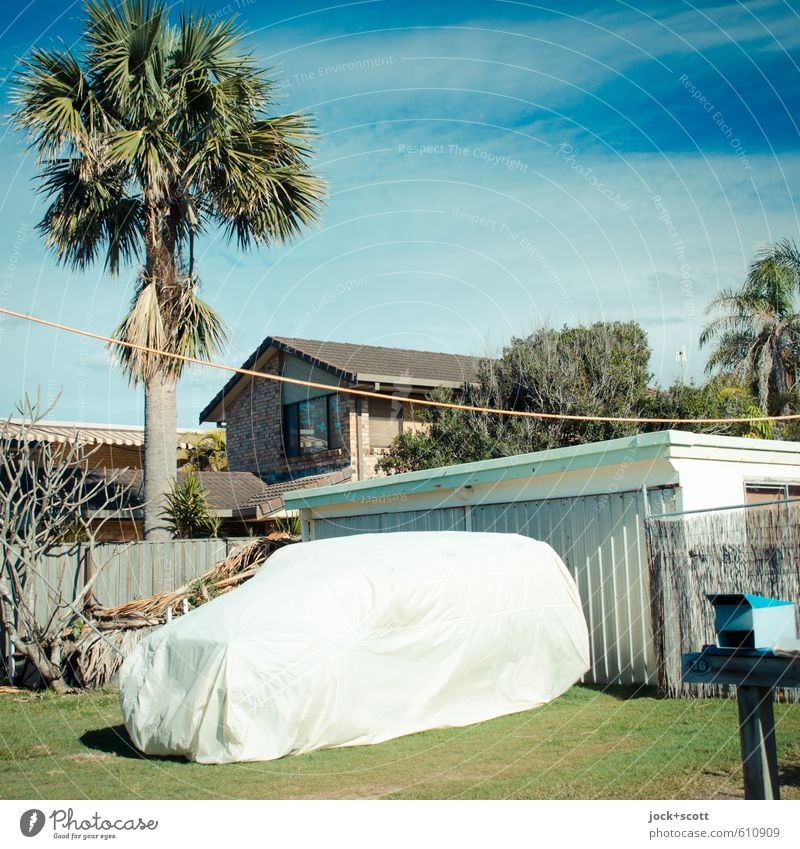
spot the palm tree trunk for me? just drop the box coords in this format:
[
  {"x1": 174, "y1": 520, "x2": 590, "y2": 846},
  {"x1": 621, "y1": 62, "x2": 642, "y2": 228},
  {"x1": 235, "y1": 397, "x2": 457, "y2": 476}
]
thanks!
[{"x1": 143, "y1": 372, "x2": 177, "y2": 540}]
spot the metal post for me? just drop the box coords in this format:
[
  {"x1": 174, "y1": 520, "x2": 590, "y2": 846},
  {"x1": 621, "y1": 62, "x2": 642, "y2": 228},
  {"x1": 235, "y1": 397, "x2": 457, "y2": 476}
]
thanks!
[
  {"x1": 736, "y1": 685, "x2": 780, "y2": 800},
  {"x1": 355, "y1": 397, "x2": 365, "y2": 481},
  {"x1": 83, "y1": 543, "x2": 94, "y2": 613}
]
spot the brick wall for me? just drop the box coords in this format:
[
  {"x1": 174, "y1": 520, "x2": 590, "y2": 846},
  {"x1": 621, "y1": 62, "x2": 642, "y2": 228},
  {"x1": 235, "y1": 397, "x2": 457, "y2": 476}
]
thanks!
[
  {"x1": 225, "y1": 355, "x2": 433, "y2": 481},
  {"x1": 226, "y1": 352, "x2": 355, "y2": 480},
  {"x1": 225, "y1": 351, "x2": 282, "y2": 476}
]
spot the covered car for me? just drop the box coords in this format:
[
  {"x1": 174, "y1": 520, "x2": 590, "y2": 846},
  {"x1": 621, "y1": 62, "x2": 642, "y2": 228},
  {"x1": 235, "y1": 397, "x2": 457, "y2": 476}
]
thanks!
[{"x1": 119, "y1": 531, "x2": 590, "y2": 763}]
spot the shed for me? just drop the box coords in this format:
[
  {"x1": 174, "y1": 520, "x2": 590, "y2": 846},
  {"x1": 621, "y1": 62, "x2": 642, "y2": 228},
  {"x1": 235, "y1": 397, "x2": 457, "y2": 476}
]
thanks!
[{"x1": 284, "y1": 430, "x2": 800, "y2": 686}]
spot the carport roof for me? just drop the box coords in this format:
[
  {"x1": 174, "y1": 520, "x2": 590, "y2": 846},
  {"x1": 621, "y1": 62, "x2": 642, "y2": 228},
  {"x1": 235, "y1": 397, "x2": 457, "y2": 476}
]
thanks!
[{"x1": 282, "y1": 429, "x2": 800, "y2": 511}]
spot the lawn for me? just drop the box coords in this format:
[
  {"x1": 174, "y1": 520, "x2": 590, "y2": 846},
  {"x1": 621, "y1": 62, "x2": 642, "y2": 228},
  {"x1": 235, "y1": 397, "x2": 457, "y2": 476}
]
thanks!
[{"x1": 1, "y1": 685, "x2": 799, "y2": 800}]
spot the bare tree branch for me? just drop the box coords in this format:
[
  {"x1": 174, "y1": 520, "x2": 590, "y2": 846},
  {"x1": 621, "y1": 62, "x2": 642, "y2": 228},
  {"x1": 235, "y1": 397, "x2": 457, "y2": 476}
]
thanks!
[{"x1": 0, "y1": 393, "x2": 130, "y2": 691}]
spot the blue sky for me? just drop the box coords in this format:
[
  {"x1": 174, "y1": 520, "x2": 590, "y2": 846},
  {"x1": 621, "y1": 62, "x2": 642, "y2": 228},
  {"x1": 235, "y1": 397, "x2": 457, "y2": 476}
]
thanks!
[{"x1": 0, "y1": 0, "x2": 799, "y2": 426}]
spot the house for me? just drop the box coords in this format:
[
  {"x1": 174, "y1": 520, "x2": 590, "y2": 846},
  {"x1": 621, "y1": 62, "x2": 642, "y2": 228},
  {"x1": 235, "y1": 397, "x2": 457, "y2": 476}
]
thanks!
[
  {"x1": 282, "y1": 429, "x2": 800, "y2": 687},
  {"x1": 199, "y1": 335, "x2": 483, "y2": 485},
  {"x1": 1, "y1": 420, "x2": 270, "y2": 540},
  {"x1": 1, "y1": 420, "x2": 177, "y2": 470},
  {"x1": 87, "y1": 468, "x2": 352, "y2": 540}
]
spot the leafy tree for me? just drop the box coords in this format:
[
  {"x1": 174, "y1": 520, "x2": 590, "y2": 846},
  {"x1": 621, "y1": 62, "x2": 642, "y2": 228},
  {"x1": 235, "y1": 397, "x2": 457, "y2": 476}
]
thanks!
[
  {"x1": 700, "y1": 239, "x2": 800, "y2": 415},
  {"x1": 641, "y1": 377, "x2": 772, "y2": 439},
  {"x1": 11, "y1": 0, "x2": 325, "y2": 539},
  {"x1": 379, "y1": 321, "x2": 652, "y2": 473}
]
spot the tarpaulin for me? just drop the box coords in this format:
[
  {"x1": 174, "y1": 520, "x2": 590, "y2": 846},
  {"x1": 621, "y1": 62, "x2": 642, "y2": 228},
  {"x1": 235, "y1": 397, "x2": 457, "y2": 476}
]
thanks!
[{"x1": 119, "y1": 532, "x2": 590, "y2": 763}]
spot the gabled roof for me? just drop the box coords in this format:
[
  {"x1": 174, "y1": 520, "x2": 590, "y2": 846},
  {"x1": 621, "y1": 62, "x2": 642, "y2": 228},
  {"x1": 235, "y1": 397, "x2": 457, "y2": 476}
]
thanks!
[{"x1": 199, "y1": 335, "x2": 484, "y2": 423}]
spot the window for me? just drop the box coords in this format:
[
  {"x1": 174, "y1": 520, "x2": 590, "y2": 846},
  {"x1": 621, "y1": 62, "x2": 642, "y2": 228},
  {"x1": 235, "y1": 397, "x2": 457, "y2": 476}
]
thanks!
[
  {"x1": 283, "y1": 394, "x2": 343, "y2": 457},
  {"x1": 745, "y1": 483, "x2": 800, "y2": 505},
  {"x1": 368, "y1": 396, "x2": 403, "y2": 448}
]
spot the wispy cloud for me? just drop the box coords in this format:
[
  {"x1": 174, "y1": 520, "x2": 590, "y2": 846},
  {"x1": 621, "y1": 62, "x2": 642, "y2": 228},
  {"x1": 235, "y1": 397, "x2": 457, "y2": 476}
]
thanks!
[{"x1": 0, "y1": 0, "x2": 797, "y2": 421}]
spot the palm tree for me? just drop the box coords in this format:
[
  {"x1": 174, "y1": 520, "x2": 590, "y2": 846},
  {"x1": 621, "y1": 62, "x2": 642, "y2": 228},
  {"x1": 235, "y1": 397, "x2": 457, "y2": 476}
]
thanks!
[
  {"x1": 12, "y1": 0, "x2": 325, "y2": 538},
  {"x1": 700, "y1": 239, "x2": 800, "y2": 416},
  {"x1": 180, "y1": 430, "x2": 227, "y2": 471}
]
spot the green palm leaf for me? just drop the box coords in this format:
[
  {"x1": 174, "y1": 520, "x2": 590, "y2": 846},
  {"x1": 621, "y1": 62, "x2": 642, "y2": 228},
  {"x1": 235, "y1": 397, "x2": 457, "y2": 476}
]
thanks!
[
  {"x1": 701, "y1": 241, "x2": 800, "y2": 416},
  {"x1": 11, "y1": 0, "x2": 326, "y2": 539}
]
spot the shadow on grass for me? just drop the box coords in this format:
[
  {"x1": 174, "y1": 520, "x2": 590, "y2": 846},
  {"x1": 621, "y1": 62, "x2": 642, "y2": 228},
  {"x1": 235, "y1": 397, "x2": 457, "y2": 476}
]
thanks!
[
  {"x1": 80, "y1": 725, "x2": 185, "y2": 763},
  {"x1": 779, "y1": 764, "x2": 800, "y2": 789}
]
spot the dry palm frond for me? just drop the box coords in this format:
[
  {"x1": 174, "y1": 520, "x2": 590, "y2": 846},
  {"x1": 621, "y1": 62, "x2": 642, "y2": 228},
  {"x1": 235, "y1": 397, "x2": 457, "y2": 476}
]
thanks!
[
  {"x1": 73, "y1": 626, "x2": 157, "y2": 689},
  {"x1": 95, "y1": 534, "x2": 292, "y2": 621},
  {"x1": 70, "y1": 533, "x2": 296, "y2": 687}
]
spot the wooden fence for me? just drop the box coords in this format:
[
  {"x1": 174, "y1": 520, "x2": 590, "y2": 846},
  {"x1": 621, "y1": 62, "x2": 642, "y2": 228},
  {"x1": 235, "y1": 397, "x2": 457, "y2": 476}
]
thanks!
[
  {"x1": 645, "y1": 501, "x2": 800, "y2": 699},
  {"x1": 1, "y1": 537, "x2": 252, "y2": 680}
]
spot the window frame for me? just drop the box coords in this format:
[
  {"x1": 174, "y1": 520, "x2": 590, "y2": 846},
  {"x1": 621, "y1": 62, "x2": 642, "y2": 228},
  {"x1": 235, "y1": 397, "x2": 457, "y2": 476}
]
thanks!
[
  {"x1": 282, "y1": 393, "x2": 343, "y2": 457},
  {"x1": 744, "y1": 482, "x2": 800, "y2": 505}
]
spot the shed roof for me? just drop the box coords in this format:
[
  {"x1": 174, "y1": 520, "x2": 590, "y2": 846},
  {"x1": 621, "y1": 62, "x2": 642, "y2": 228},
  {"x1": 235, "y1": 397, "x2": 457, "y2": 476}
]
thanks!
[
  {"x1": 283, "y1": 429, "x2": 800, "y2": 512},
  {"x1": 199, "y1": 335, "x2": 484, "y2": 423}
]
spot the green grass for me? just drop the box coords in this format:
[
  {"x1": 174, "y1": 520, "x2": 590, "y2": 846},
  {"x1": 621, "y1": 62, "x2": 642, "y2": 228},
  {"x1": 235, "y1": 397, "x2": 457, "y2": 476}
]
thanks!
[{"x1": 1, "y1": 685, "x2": 798, "y2": 800}]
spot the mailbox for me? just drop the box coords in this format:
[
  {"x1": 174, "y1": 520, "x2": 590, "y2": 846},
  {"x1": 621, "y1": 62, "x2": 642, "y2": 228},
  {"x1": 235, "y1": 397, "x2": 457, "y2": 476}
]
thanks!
[{"x1": 706, "y1": 593, "x2": 797, "y2": 650}]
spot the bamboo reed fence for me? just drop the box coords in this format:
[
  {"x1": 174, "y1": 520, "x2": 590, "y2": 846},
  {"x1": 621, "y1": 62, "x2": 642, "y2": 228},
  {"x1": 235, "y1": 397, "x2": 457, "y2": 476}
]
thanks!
[{"x1": 645, "y1": 501, "x2": 800, "y2": 699}]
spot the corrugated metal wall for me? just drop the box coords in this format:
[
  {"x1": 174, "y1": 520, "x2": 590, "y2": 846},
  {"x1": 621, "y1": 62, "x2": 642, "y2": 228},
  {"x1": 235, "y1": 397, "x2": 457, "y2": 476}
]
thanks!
[
  {"x1": 309, "y1": 488, "x2": 677, "y2": 685},
  {"x1": 313, "y1": 507, "x2": 466, "y2": 537}
]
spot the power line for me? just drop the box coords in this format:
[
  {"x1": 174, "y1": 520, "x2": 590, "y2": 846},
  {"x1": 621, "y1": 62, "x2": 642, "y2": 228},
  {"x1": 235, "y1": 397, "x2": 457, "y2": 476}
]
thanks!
[{"x1": 1, "y1": 306, "x2": 797, "y2": 425}]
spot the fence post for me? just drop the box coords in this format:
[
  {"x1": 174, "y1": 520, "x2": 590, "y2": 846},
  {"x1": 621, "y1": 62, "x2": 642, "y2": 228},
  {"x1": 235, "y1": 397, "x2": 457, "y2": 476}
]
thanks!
[
  {"x1": 83, "y1": 543, "x2": 94, "y2": 613},
  {"x1": 0, "y1": 574, "x2": 17, "y2": 685}
]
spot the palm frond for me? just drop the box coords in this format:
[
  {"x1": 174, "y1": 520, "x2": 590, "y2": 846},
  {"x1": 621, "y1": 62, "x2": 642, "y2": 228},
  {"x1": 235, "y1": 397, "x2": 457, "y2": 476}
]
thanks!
[
  {"x1": 104, "y1": 196, "x2": 144, "y2": 272},
  {"x1": 167, "y1": 278, "x2": 229, "y2": 370},
  {"x1": 85, "y1": 0, "x2": 169, "y2": 120},
  {"x1": 111, "y1": 280, "x2": 167, "y2": 384},
  {"x1": 34, "y1": 156, "x2": 142, "y2": 273},
  {"x1": 745, "y1": 254, "x2": 796, "y2": 316},
  {"x1": 175, "y1": 10, "x2": 259, "y2": 81},
  {"x1": 199, "y1": 117, "x2": 326, "y2": 247},
  {"x1": 112, "y1": 276, "x2": 228, "y2": 383},
  {"x1": 11, "y1": 48, "x2": 98, "y2": 159},
  {"x1": 757, "y1": 238, "x2": 800, "y2": 277}
]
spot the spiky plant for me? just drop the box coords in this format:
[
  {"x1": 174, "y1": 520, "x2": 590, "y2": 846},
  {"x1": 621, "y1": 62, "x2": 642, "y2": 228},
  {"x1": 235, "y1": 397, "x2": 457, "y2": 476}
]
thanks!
[
  {"x1": 700, "y1": 239, "x2": 800, "y2": 416},
  {"x1": 163, "y1": 475, "x2": 216, "y2": 538},
  {"x1": 11, "y1": 0, "x2": 326, "y2": 538}
]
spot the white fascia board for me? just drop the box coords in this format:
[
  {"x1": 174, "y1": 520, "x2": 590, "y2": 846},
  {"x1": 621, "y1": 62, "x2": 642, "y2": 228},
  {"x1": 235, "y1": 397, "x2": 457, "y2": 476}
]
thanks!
[
  {"x1": 356, "y1": 374, "x2": 470, "y2": 389},
  {"x1": 202, "y1": 347, "x2": 279, "y2": 422}
]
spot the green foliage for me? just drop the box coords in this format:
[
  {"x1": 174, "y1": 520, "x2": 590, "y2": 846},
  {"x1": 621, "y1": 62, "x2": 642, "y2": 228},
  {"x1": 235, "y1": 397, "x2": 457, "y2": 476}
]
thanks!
[
  {"x1": 163, "y1": 475, "x2": 218, "y2": 538},
  {"x1": 379, "y1": 321, "x2": 653, "y2": 473},
  {"x1": 53, "y1": 514, "x2": 91, "y2": 544},
  {"x1": 271, "y1": 514, "x2": 302, "y2": 537},
  {"x1": 180, "y1": 430, "x2": 227, "y2": 472},
  {"x1": 186, "y1": 576, "x2": 220, "y2": 608},
  {"x1": 640, "y1": 377, "x2": 772, "y2": 439},
  {"x1": 379, "y1": 318, "x2": 789, "y2": 475},
  {"x1": 700, "y1": 239, "x2": 800, "y2": 415}
]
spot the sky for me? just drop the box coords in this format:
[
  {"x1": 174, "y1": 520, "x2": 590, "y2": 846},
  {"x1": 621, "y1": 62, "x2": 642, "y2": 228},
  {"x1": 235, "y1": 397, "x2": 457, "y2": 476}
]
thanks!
[{"x1": 0, "y1": 0, "x2": 798, "y2": 427}]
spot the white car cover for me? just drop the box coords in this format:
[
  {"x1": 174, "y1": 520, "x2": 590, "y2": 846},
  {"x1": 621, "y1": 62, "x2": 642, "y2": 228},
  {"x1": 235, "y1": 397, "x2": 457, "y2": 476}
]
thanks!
[{"x1": 119, "y1": 531, "x2": 590, "y2": 763}]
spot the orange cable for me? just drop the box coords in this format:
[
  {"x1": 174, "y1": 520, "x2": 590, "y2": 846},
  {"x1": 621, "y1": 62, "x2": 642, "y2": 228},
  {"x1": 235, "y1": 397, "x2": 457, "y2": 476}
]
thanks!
[{"x1": 1, "y1": 306, "x2": 797, "y2": 425}]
